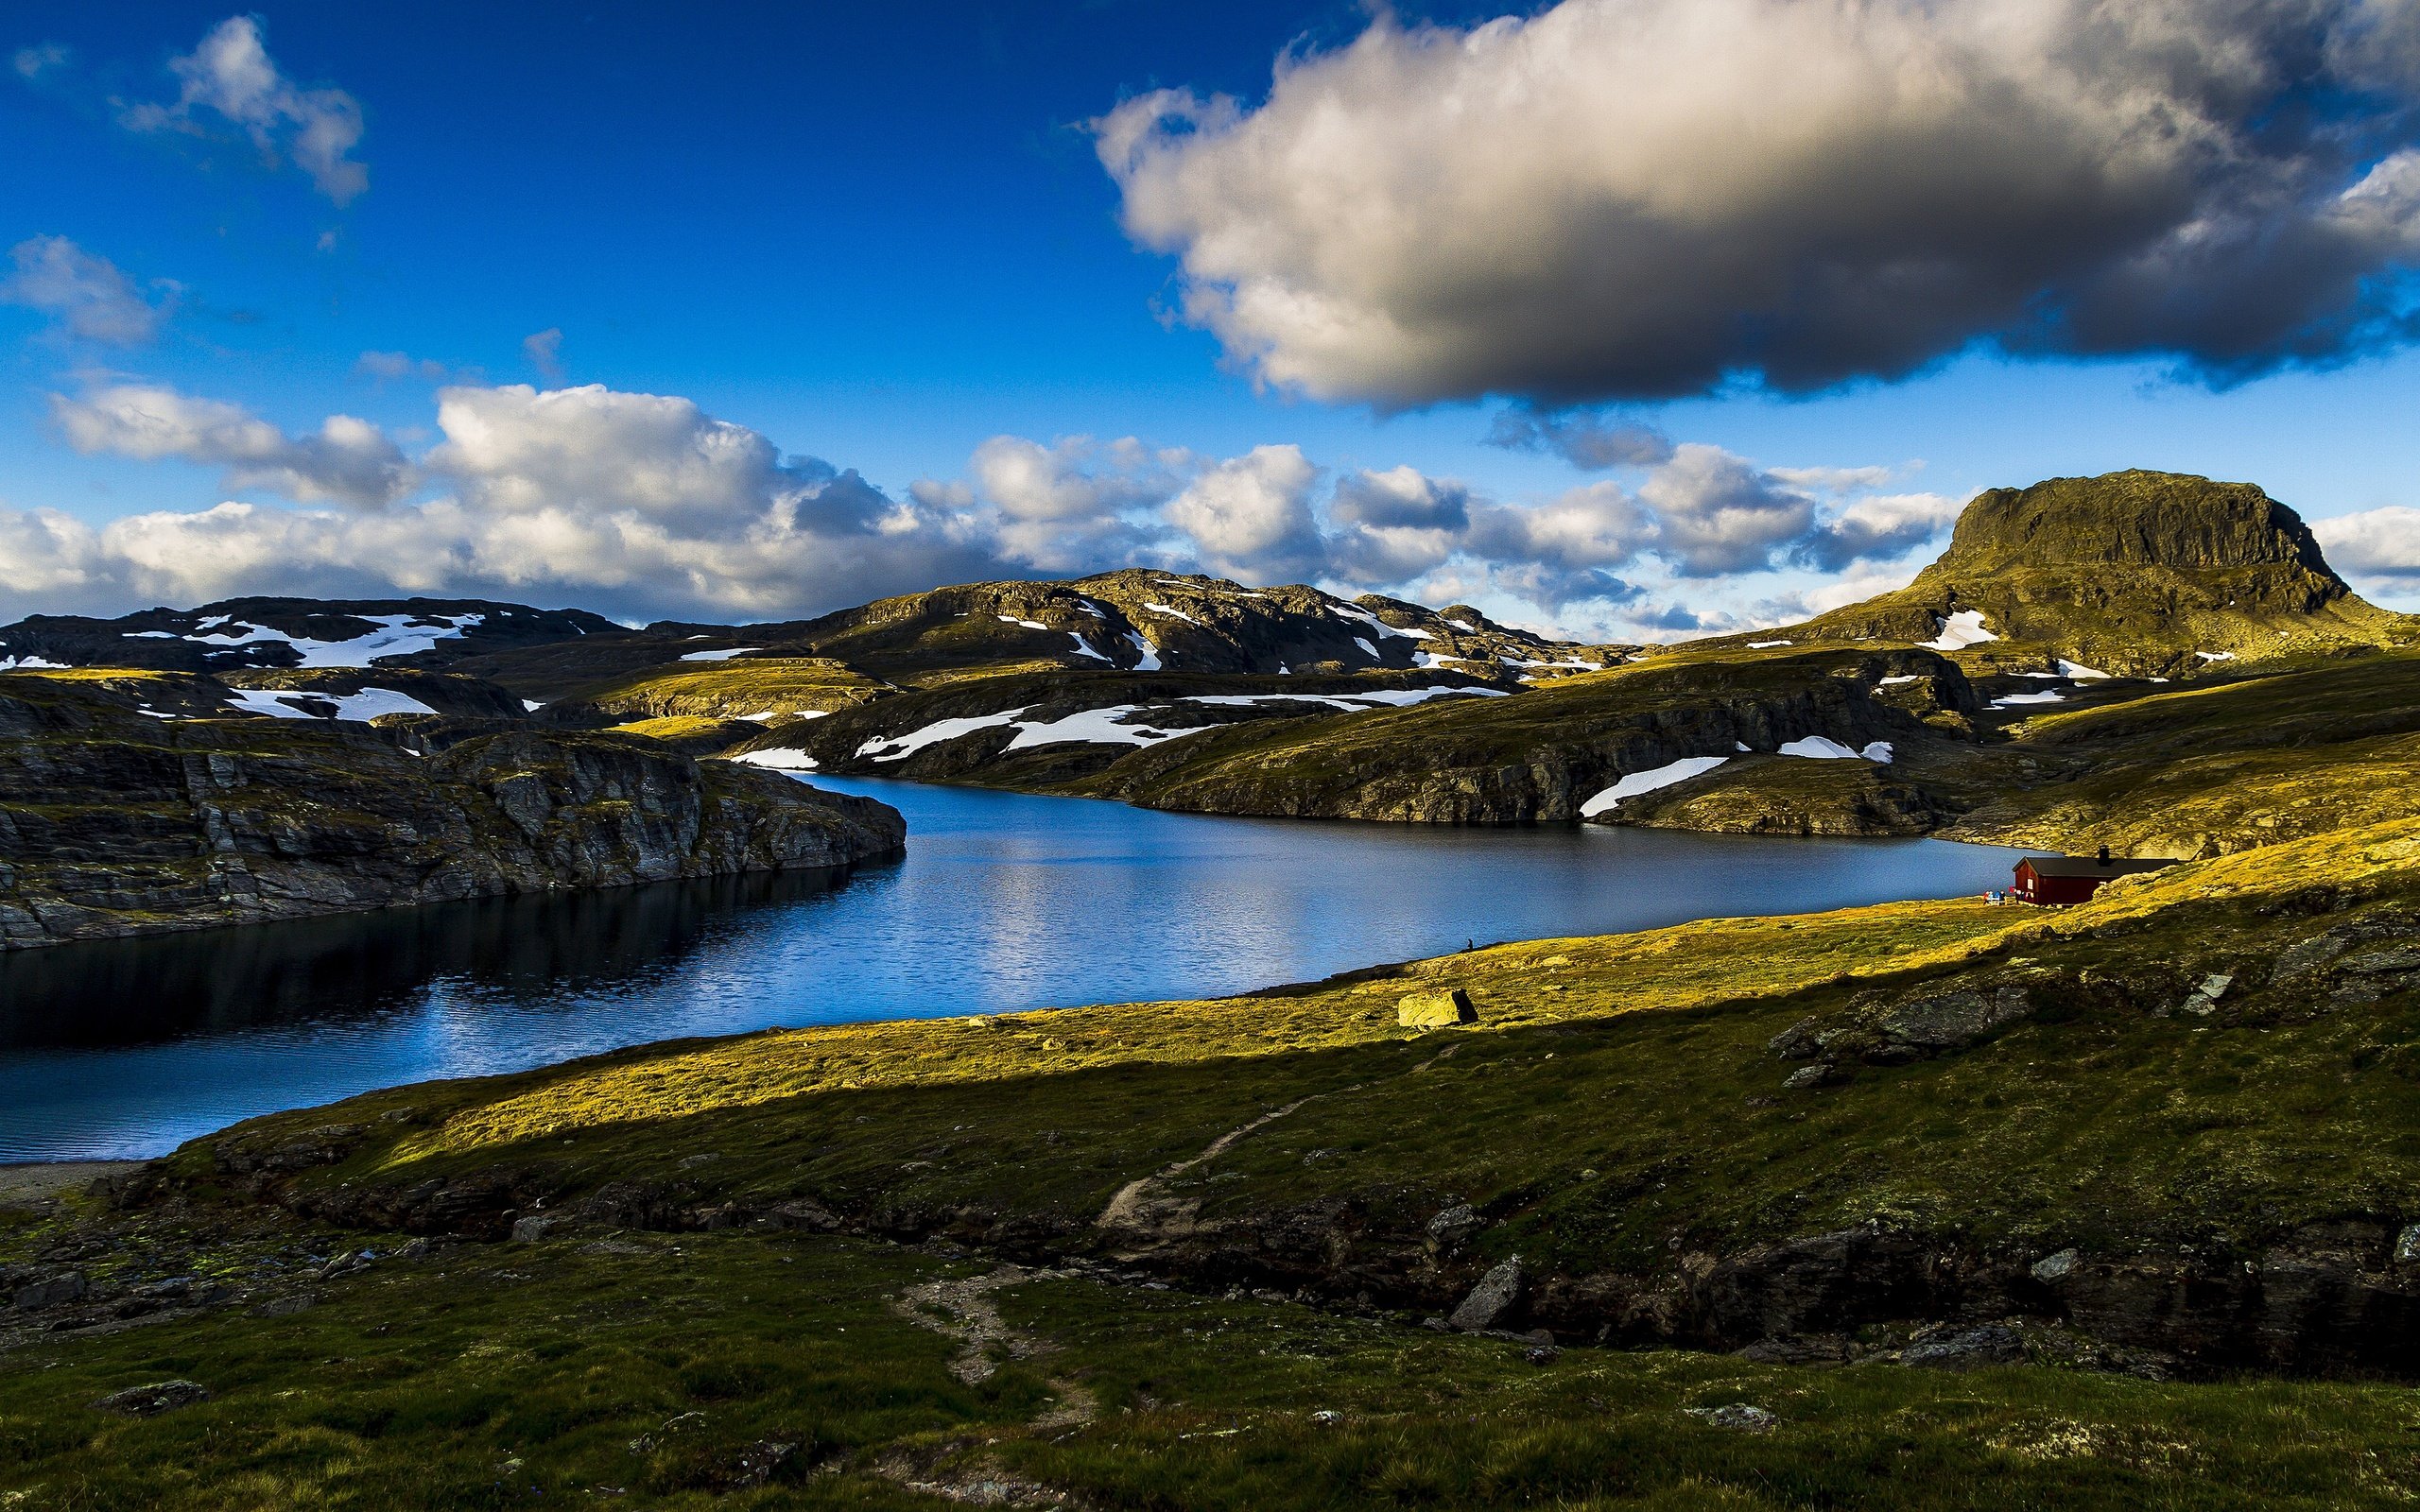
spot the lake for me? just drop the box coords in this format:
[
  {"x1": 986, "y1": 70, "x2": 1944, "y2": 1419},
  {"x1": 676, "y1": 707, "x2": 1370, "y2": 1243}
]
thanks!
[{"x1": 0, "y1": 777, "x2": 2030, "y2": 1161}]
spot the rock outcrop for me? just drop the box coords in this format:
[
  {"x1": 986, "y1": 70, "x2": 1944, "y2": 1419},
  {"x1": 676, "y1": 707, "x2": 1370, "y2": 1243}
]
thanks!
[{"x1": 0, "y1": 673, "x2": 904, "y2": 950}]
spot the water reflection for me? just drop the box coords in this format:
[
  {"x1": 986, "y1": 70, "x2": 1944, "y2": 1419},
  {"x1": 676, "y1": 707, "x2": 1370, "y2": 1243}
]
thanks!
[
  {"x1": 0, "y1": 866, "x2": 868, "y2": 1051},
  {"x1": 0, "y1": 777, "x2": 2030, "y2": 1161}
]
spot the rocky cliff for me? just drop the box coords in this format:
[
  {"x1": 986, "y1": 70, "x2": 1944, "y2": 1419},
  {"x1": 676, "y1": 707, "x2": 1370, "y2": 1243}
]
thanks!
[
  {"x1": 1709, "y1": 470, "x2": 2412, "y2": 675},
  {"x1": 0, "y1": 673, "x2": 904, "y2": 950}
]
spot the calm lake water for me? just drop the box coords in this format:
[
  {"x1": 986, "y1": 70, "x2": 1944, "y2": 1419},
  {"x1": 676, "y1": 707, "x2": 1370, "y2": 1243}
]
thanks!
[{"x1": 0, "y1": 778, "x2": 2029, "y2": 1161}]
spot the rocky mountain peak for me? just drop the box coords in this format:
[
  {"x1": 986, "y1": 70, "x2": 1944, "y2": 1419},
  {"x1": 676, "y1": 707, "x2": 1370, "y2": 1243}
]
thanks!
[{"x1": 1920, "y1": 470, "x2": 2346, "y2": 590}]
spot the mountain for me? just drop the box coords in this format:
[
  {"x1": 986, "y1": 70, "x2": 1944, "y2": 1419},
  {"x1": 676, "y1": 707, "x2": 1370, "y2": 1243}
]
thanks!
[
  {"x1": 1701, "y1": 470, "x2": 2411, "y2": 675},
  {"x1": 0, "y1": 596, "x2": 623, "y2": 676},
  {"x1": 0, "y1": 669, "x2": 903, "y2": 950},
  {"x1": 3, "y1": 471, "x2": 2410, "y2": 852}
]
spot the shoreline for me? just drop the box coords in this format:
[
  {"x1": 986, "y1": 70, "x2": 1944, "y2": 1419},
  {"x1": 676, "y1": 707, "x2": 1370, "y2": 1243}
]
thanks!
[{"x1": 0, "y1": 1160, "x2": 143, "y2": 1203}]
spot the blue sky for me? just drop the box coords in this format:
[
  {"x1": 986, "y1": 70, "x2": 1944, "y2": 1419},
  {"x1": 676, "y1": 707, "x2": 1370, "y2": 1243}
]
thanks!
[{"x1": 3, "y1": 0, "x2": 2416, "y2": 634}]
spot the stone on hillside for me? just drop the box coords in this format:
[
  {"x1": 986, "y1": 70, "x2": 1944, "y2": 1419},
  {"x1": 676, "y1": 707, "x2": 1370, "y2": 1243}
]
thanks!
[
  {"x1": 2396, "y1": 1226, "x2": 2420, "y2": 1266},
  {"x1": 510, "y1": 1212, "x2": 568, "y2": 1243},
  {"x1": 92, "y1": 1380, "x2": 208, "y2": 1417},
  {"x1": 1447, "y1": 1256, "x2": 1525, "y2": 1332},
  {"x1": 1426, "y1": 1203, "x2": 1485, "y2": 1250},
  {"x1": 1902, "y1": 1324, "x2": 2025, "y2": 1369},
  {"x1": 1767, "y1": 1016, "x2": 1822, "y2": 1059},
  {"x1": 1685, "y1": 1403, "x2": 1777, "y2": 1431},
  {"x1": 2031, "y1": 1248, "x2": 2080, "y2": 1283},
  {"x1": 1399, "y1": 988, "x2": 1478, "y2": 1028},
  {"x1": 13, "y1": 1271, "x2": 86, "y2": 1311},
  {"x1": 1782, "y1": 1063, "x2": 1840, "y2": 1091},
  {"x1": 1873, "y1": 987, "x2": 2031, "y2": 1056}
]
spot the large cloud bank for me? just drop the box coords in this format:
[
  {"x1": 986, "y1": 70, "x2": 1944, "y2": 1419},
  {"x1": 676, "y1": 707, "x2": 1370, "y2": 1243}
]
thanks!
[
  {"x1": 1097, "y1": 0, "x2": 2420, "y2": 405},
  {"x1": 0, "y1": 381, "x2": 1957, "y2": 636}
]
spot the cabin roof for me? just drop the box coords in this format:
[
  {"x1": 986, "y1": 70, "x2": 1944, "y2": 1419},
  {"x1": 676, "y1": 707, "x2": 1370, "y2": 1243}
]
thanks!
[{"x1": 2017, "y1": 855, "x2": 2177, "y2": 879}]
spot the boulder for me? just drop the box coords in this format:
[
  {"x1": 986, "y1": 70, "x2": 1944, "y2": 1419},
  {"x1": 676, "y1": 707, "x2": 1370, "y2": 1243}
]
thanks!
[
  {"x1": 2031, "y1": 1248, "x2": 2081, "y2": 1283},
  {"x1": 1448, "y1": 1256, "x2": 1526, "y2": 1332},
  {"x1": 1685, "y1": 1403, "x2": 1777, "y2": 1432},
  {"x1": 1871, "y1": 987, "x2": 2031, "y2": 1057},
  {"x1": 92, "y1": 1380, "x2": 208, "y2": 1417},
  {"x1": 1426, "y1": 1203, "x2": 1485, "y2": 1251},
  {"x1": 1399, "y1": 988, "x2": 1478, "y2": 1028},
  {"x1": 1901, "y1": 1324, "x2": 2025, "y2": 1369},
  {"x1": 12, "y1": 1271, "x2": 87, "y2": 1311}
]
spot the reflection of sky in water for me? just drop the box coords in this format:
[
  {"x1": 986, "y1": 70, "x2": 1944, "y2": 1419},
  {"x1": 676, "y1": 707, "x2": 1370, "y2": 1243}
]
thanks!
[{"x1": 0, "y1": 777, "x2": 2030, "y2": 1161}]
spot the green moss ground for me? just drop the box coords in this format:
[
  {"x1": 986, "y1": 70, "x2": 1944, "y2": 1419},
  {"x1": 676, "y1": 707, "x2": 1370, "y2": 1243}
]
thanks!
[{"x1": 7, "y1": 1222, "x2": 2420, "y2": 1508}]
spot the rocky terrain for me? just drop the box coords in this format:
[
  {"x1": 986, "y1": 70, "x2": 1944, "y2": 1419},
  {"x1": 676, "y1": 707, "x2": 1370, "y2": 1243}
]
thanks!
[
  {"x1": 0, "y1": 669, "x2": 904, "y2": 950},
  {"x1": 9, "y1": 472, "x2": 2403, "y2": 858}
]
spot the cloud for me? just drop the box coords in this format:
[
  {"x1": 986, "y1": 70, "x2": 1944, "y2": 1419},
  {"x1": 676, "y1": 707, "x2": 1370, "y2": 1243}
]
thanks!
[
  {"x1": 121, "y1": 17, "x2": 367, "y2": 204},
  {"x1": 356, "y1": 351, "x2": 450, "y2": 382},
  {"x1": 2312, "y1": 506, "x2": 2420, "y2": 588},
  {"x1": 1485, "y1": 411, "x2": 1674, "y2": 470},
  {"x1": 2, "y1": 236, "x2": 177, "y2": 345},
  {"x1": 1097, "y1": 0, "x2": 2420, "y2": 406},
  {"x1": 13, "y1": 43, "x2": 68, "y2": 81},
  {"x1": 49, "y1": 383, "x2": 411, "y2": 507},
  {"x1": 2, "y1": 382, "x2": 1010, "y2": 621},
  {"x1": 0, "y1": 378, "x2": 1955, "y2": 634},
  {"x1": 522, "y1": 328, "x2": 563, "y2": 382},
  {"x1": 1793, "y1": 490, "x2": 1964, "y2": 572},
  {"x1": 1164, "y1": 445, "x2": 1326, "y2": 581}
]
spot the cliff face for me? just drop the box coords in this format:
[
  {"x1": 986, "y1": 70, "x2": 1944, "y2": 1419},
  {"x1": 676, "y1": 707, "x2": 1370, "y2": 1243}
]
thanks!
[
  {"x1": 0, "y1": 675, "x2": 904, "y2": 951},
  {"x1": 1077, "y1": 650, "x2": 1975, "y2": 824}
]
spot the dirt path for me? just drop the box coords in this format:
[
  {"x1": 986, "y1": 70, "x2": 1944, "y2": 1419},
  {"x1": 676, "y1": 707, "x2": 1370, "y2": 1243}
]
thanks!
[
  {"x1": 893, "y1": 1264, "x2": 1098, "y2": 1427},
  {"x1": 1094, "y1": 1086, "x2": 1360, "y2": 1238}
]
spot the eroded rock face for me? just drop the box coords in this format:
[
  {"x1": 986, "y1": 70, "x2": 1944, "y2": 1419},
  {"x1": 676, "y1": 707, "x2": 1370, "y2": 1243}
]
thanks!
[{"x1": 0, "y1": 679, "x2": 904, "y2": 949}]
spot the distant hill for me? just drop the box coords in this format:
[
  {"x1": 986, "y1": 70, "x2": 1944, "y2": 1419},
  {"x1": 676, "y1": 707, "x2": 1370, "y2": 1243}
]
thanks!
[
  {"x1": 1695, "y1": 470, "x2": 2412, "y2": 675},
  {"x1": 0, "y1": 597, "x2": 621, "y2": 675}
]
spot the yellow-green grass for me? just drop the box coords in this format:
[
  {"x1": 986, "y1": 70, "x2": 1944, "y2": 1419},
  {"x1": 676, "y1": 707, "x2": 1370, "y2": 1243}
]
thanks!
[
  {"x1": 147, "y1": 818, "x2": 2420, "y2": 1280},
  {"x1": 575, "y1": 658, "x2": 886, "y2": 721}
]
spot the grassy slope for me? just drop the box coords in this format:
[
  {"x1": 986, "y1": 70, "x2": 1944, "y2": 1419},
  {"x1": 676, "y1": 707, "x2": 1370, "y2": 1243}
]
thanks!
[
  {"x1": 4, "y1": 1226, "x2": 2416, "y2": 1509},
  {"x1": 1941, "y1": 650, "x2": 2420, "y2": 856},
  {"x1": 7, "y1": 822, "x2": 2420, "y2": 1504}
]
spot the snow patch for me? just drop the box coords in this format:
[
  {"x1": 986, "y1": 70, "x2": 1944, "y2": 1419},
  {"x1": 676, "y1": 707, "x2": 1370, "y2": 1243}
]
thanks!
[
  {"x1": 1776, "y1": 736, "x2": 1859, "y2": 760},
  {"x1": 680, "y1": 646, "x2": 760, "y2": 662},
  {"x1": 998, "y1": 615, "x2": 1048, "y2": 630},
  {"x1": 860, "y1": 710, "x2": 1028, "y2": 761},
  {"x1": 1876, "y1": 675, "x2": 1924, "y2": 687},
  {"x1": 2056, "y1": 659, "x2": 2111, "y2": 679},
  {"x1": 1067, "y1": 632, "x2": 1111, "y2": 662},
  {"x1": 1327, "y1": 601, "x2": 1431, "y2": 639},
  {"x1": 184, "y1": 612, "x2": 487, "y2": 668},
  {"x1": 2195, "y1": 650, "x2": 2238, "y2": 662},
  {"x1": 125, "y1": 630, "x2": 178, "y2": 640},
  {"x1": 1747, "y1": 640, "x2": 1792, "y2": 649},
  {"x1": 1126, "y1": 630, "x2": 1162, "y2": 672},
  {"x1": 0, "y1": 655, "x2": 68, "y2": 670},
  {"x1": 1580, "y1": 756, "x2": 1730, "y2": 816},
  {"x1": 1992, "y1": 690, "x2": 2066, "y2": 708},
  {"x1": 733, "y1": 748, "x2": 821, "y2": 770},
  {"x1": 522, "y1": 699, "x2": 544, "y2": 712},
  {"x1": 1353, "y1": 637, "x2": 1378, "y2": 658},
  {"x1": 224, "y1": 686, "x2": 441, "y2": 722},
  {"x1": 1143, "y1": 602, "x2": 1200, "y2": 626},
  {"x1": 1921, "y1": 610, "x2": 1996, "y2": 651}
]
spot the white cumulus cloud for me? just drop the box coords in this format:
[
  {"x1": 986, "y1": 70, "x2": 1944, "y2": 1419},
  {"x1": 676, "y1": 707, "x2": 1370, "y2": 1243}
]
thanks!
[
  {"x1": 1097, "y1": 0, "x2": 2420, "y2": 406},
  {"x1": 121, "y1": 16, "x2": 368, "y2": 204},
  {"x1": 2, "y1": 236, "x2": 176, "y2": 345},
  {"x1": 50, "y1": 383, "x2": 412, "y2": 507}
]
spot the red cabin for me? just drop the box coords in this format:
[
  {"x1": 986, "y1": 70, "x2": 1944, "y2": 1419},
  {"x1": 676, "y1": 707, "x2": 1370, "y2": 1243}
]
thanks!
[{"x1": 2011, "y1": 847, "x2": 2175, "y2": 905}]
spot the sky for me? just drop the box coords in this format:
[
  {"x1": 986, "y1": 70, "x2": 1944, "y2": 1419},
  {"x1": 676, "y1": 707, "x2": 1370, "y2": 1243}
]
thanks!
[{"x1": 2, "y1": 0, "x2": 2416, "y2": 639}]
